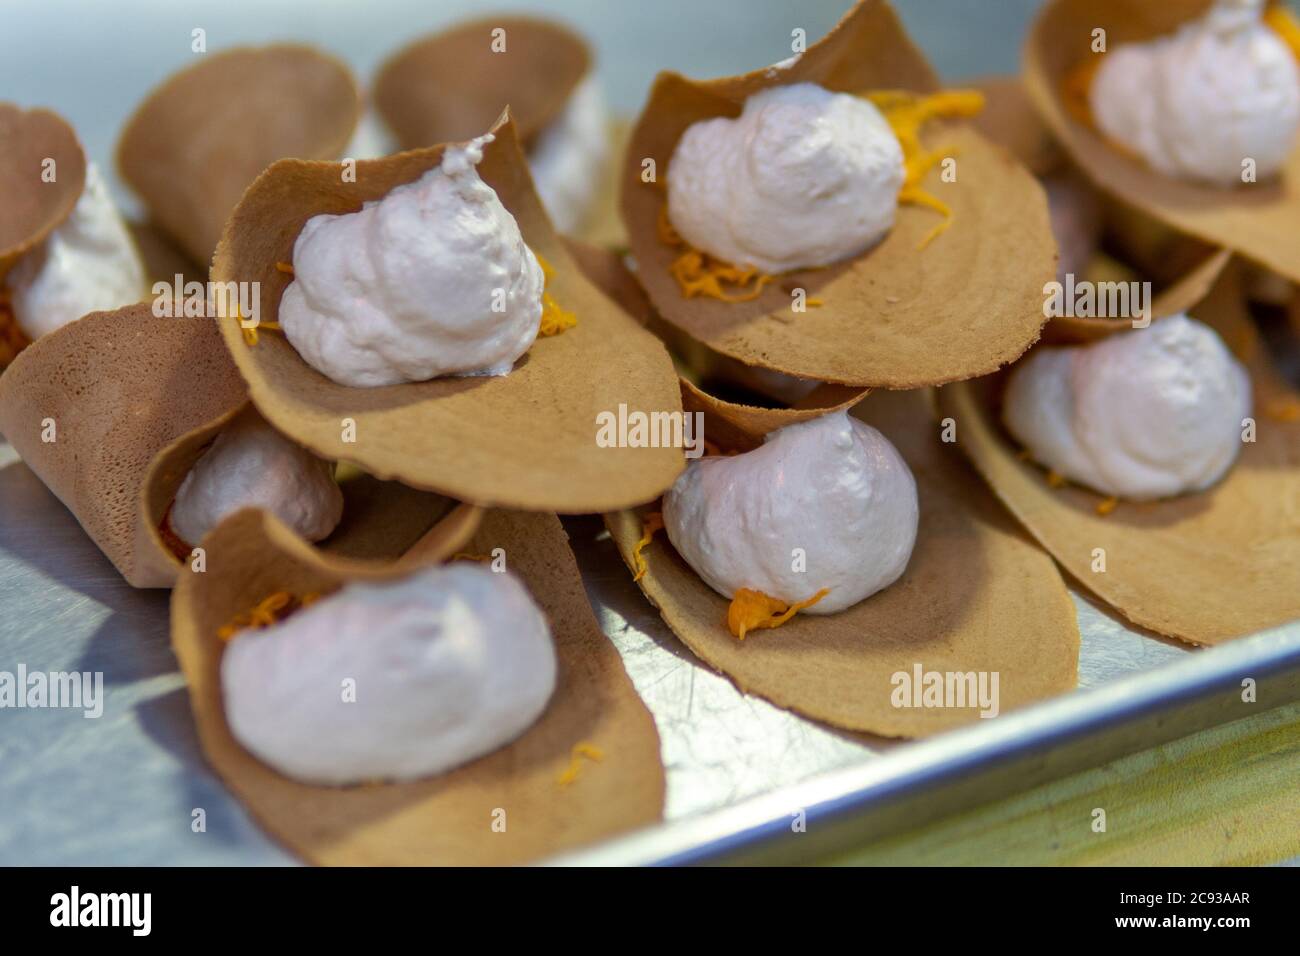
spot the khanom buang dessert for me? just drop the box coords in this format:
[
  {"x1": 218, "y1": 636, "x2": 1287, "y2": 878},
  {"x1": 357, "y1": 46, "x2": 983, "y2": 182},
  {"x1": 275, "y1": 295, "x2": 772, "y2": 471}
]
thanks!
[
  {"x1": 277, "y1": 133, "x2": 550, "y2": 387},
  {"x1": 622, "y1": 0, "x2": 1057, "y2": 388},
  {"x1": 569, "y1": 238, "x2": 1077, "y2": 737},
  {"x1": 663, "y1": 410, "x2": 918, "y2": 626},
  {"x1": 374, "y1": 16, "x2": 609, "y2": 233},
  {"x1": 222, "y1": 563, "x2": 555, "y2": 785},
  {"x1": 0, "y1": 304, "x2": 476, "y2": 587},
  {"x1": 1026, "y1": 0, "x2": 1300, "y2": 283},
  {"x1": 940, "y1": 264, "x2": 1300, "y2": 645},
  {"x1": 172, "y1": 508, "x2": 665, "y2": 865},
  {"x1": 212, "y1": 113, "x2": 684, "y2": 513},
  {"x1": 1002, "y1": 314, "x2": 1251, "y2": 500},
  {"x1": 1088, "y1": 0, "x2": 1299, "y2": 187},
  {"x1": 117, "y1": 45, "x2": 362, "y2": 266},
  {"x1": 0, "y1": 104, "x2": 145, "y2": 362},
  {"x1": 167, "y1": 408, "x2": 344, "y2": 549}
]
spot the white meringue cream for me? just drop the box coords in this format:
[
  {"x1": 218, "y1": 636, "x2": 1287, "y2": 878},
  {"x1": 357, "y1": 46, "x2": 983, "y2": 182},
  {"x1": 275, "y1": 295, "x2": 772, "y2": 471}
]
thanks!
[
  {"x1": 1002, "y1": 314, "x2": 1252, "y2": 500},
  {"x1": 6, "y1": 163, "x2": 146, "y2": 339},
  {"x1": 222, "y1": 562, "x2": 556, "y2": 785},
  {"x1": 170, "y1": 412, "x2": 343, "y2": 547},
  {"x1": 666, "y1": 82, "x2": 905, "y2": 274},
  {"x1": 279, "y1": 133, "x2": 544, "y2": 387},
  {"x1": 1089, "y1": 0, "x2": 1300, "y2": 186},
  {"x1": 528, "y1": 75, "x2": 609, "y2": 233},
  {"x1": 663, "y1": 409, "x2": 918, "y2": 614}
]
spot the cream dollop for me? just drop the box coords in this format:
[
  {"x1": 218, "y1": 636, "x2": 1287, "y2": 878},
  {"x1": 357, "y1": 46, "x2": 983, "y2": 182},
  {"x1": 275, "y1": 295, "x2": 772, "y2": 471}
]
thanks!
[
  {"x1": 1003, "y1": 314, "x2": 1251, "y2": 500},
  {"x1": 279, "y1": 133, "x2": 544, "y2": 387},
  {"x1": 666, "y1": 82, "x2": 905, "y2": 274},
  {"x1": 529, "y1": 75, "x2": 609, "y2": 233},
  {"x1": 222, "y1": 562, "x2": 556, "y2": 785},
  {"x1": 663, "y1": 409, "x2": 918, "y2": 614},
  {"x1": 5, "y1": 163, "x2": 145, "y2": 339},
  {"x1": 170, "y1": 412, "x2": 343, "y2": 546},
  {"x1": 1089, "y1": 0, "x2": 1300, "y2": 186}
]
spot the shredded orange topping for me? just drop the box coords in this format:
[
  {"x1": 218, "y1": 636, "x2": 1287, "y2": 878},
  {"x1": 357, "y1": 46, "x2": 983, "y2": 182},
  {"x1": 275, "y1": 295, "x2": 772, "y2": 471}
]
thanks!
[
  {"x1": 1266, "y1": 3, "x2": 1300, "y2": 61},
  {"x1": 1095, "y1": 496, "x2": 1119, "y2": 517},
  {"x1": 658, "y1": 207, "x2": 776, "y2": 303},
  {"x1": 275, "y1": 261, "x2": 295, "y2": 275},
  {"x1": 1045, "y1": 469, "x2": 1067, "y2": 488},
  {"x1": 631, "y1": 511, "x2": 664, "y2": 582},
  {"x1": 0, "y1": 290, "x2": 30, "y2": 368},
  {"x1": 727, "y1": 587, "x2": 830, "y2": 641},
  {"x1": 1266, "y1": 396, "x2": 1300, "y2": 422},
  {"x1": 863, "y1": 89, "x2": 986, "y2": 248},
  {"x1": 217, "y1": 590, "x2": 321, "y2": 642},
  {"x1": 534, "y1": 254, "x2": 577, "y2": 337},
  {"x1": 557, "y1": 742, "x2": 605, "y2": 786}
]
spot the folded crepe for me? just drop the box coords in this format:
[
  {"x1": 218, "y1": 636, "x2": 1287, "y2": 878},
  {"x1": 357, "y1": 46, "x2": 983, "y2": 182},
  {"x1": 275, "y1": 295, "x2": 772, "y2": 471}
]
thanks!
[
  {"x1": 0, "y1": 304, "x2": 475, "y2": 587},
  {"x1": 171, "y1": 507, "x2": 665, "y2": 865},
  {"x1": 621, "y1": 0, "x2": 1057, "y2": 388},
  {"x1": 211, "y1": 112, "x2": 684, "y2": 513},
  {"x1": 938, "y1": 264, "x2": 1300, "y2": 645}
]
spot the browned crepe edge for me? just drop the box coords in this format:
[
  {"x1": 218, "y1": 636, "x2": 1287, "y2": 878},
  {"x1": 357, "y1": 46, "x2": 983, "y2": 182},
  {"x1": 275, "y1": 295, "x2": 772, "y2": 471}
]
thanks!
[
  {"x1": 211, "y1": 112, "x2": 685, "y2": 513},
  {"x1": 937, "y1": 266, "x2": 1300, "y2": 645},
  {"x1": 373, "y1": 15, "x2": 590, "y2": 151},
  {"x1": 606, "y1": 388, "x2": 1080, "y2": 736},
  {"x1": 0, "y1": 103, "x2": 86, "y2": 276},
  {"x1": 137, "y1": 401, "x2": 483, "y2": 585},
  {"x1": 171, "y1": 507, "x2": 665, "y2": 865},
  {"x1": 620, "y1": 0, "x2": 1056, "y2": 387},
  {"x1": 0, "y1": 304, "x2": 246, "y2": 586},
  {"x1": 1024, "y1": 0, "x2": 1300, "y2": 283},
  {"x1": 680, "y1": 378, "x2": 870, "y2": 452},
  {"x1": 1043, "y1": 247, "x2": 1232, "y2": 344},
  {"x1": 116, "y1": 45, "x2": 361, "y2": 267}
]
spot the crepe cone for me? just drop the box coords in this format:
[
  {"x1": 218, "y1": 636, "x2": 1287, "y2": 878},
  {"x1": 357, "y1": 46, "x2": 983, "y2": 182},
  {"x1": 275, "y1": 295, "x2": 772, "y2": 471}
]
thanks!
[
  {"x1": 211, "y1": 112, "x2": 684, "y2": 513},
  {"x1": 373, "y1": 16, "x2": 590, "y2": 151},
  {"x1": 621, "y1": 0, "x2": 1056, "y2": 387},
  {"x1": 938, "y1": 265, "x2": 1300, "y2": 645},
  {"x1": 171, "y1": 507, "x2": 664, "y2": 865},
  {"x1": 1024, "y1": 0, "x2": 1300, "y2": 283},
  {"x1": 0, "y1": 103, "x2": 86, "y2": 279},
  {"x1": 606, "y1": 388, "x2": 1079, "y2": 737},
  {"x1": 117, "y1": 45, "x2": 360, "y2": 267}
]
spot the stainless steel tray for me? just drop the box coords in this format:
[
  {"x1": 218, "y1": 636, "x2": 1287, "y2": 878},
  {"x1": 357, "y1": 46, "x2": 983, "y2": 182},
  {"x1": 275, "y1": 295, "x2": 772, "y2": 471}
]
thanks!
[{"x1": 3, "y1": 434, "x2": 1298, "y2": 865}]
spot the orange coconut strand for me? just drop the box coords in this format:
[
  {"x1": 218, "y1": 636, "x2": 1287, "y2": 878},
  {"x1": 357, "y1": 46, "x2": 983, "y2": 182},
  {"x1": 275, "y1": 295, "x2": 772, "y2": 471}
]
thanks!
[
  {"x1": 557, "y1": 742, "x2": 605, "y2": 786},
  {"x1": 217, "y1": 590, "x2": 321, "y2": 641},
  {"x1": 727, "y1": 587, "x2": 830, "y2": 641},
  {"x1": 864, "y1": 89, "x2": 986, "y2": 248},
  {"x1": 534, "y1": 253, "x2": 577, "y2": 337},
  {"x1": 631, "y1": 511, "x2": 664, "y2": 582},
  {"x1": 658, "y1": 206, "x2": 776, "y2": 303},
  {"x1": 1265, "y1": 3, "x2": 1300, "y2": 62}
]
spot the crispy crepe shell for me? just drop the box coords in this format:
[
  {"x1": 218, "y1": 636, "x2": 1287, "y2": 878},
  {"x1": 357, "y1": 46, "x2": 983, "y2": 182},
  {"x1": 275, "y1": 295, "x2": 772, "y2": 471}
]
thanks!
[
  {"x1": 374, "y1": 15, "x2": 589, "y2": 152},
  {"x1": 1024, "y1": 0, "x2": 1300, "y2": 283},
  {"x1": 0, "y1": 305, "x2": 245, "y2": 586},
  {"x1": 938, "y1": 267, "x2": 1300, "y2": 645},
  {"x1": 116, "y1": 45, "x2": 360, "y2": 267},
  {"x1": 621, "y1": 0, "x2": 1056, "y2": 387},
  {"x1": 211, "y1": 114, "x2": 684, "y2": 513},
  {"x1": 0, "y1": 305, "x2": 474, "y2": 587},
  {"x1": 0, "y1": 103, "x2": 85, "y2": 278},
  {"x1": 607, "y1": 388, "x2": 1080, "y2": 737},
  {"x1": 171, "y1": 507, "x2": 664, "y2": 865}
]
